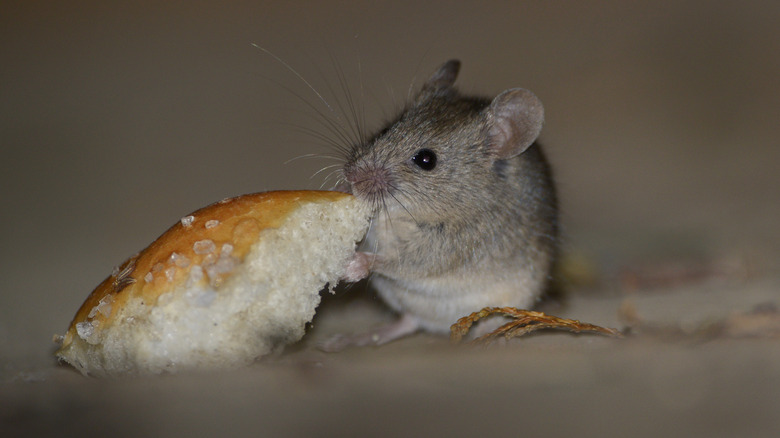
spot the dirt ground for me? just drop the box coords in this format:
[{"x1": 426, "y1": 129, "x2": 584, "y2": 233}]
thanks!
[{"x1": 2, "y1": 1, "x2": 779, "y2": 436}]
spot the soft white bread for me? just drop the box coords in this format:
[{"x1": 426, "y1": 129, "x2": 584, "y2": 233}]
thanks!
[{"x1": 55, "y1": 190, "x2": 370, "y2": 376}]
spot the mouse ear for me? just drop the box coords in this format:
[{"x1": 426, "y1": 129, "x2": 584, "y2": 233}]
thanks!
[
  {"x1": 420, "y1": 59, "x2": 461, "y2": 95},
  {"x1": 486, "y1": 88, "x2": 544, "y2": 159}
]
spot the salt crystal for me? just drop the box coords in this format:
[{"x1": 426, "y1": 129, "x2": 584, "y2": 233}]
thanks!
[
  {"x1": 205, "y1": 256, "x2": 237, "y2": 285},
  {"x1": 216, "y1": 256, "x2": 236, "y2": 273},
  {"x1": 88, "y1": 306, "x2": 99, "y2": 319},
  {"x1": 170, "y1": 252, "x2": 190, "y2": 268},
  {"x1": 205, "y1": 265, "x2": 220, "y2": 285},
  {"x1": 193, "y1": 239, "x2": 216, "y2": 254},
  {"x1": 221, "y1": 243, "x2": 233, "y2": 257},
  {"x1": 111, "y1": 265, "x2": 120, "y2": 278},
  {"x1": 76, "y1": 321, "x2": 94, "y2": 340},
  {"x1": 151, "y1": 263, "x2": 164, "y2": 273},
  {"x1": 202, "y1": 253, "x2": 217, "y2": 266},
  {"x1": 205, "y1": 219, "x2": 220, "y2": 229},
  {"x1": 165, "y1": 267, "x2": 176, "y2": 282},
  {"x1": 187, "y1": 265, "x2": 204, "y2": 287},
  {"x1": 180, "y1": 215, "x2": 195, "y2": 227},
  {"x1": 96, "y1": 295, "x2": 113, "y2": 317},
  {"x1": 144, "y1": 272, "x2": 154, "y2": 283},
  {"x1": 98, "y1": 303, "x2": 112, "y2": 318}
]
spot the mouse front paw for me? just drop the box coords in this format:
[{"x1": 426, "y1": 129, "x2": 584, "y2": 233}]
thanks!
[{"x1": 341, "y1": 251, "x2": 376, "y2": 283}]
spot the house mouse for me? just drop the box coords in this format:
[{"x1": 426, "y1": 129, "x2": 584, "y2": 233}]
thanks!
[{"x1": 325, "y1": 59, "x2": 558, "y2": 350}]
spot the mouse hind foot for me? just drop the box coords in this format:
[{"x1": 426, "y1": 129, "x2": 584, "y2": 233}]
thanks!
[{"x1": 318, "y1": 313, "x2": 420, "y2": 352}]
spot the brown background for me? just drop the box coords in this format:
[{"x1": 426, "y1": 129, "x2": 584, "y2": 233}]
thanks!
[{"x1": 2, "y1": 1, "x2": 779, "y2": 436}]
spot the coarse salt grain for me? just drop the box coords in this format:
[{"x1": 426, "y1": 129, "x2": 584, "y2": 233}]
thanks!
[
  {"x1": 205, "y1": 256, "x2": 237, "y2": 285},
  {"x1": 170, "y1": 252, "x2": 190, "y2": 268},
  {"x1": 205, "y1": 219, "x2": 220, "y2": 229},
  {"x1": 165, "y1": 267, "x2": 176, "y2": 282},
  {"x1": 193, "y1": 239, "x2": 216, "y2": 254},
  {"x1": 187, "y1": 265, "x2": 204, "y2": 287},
  {"x1": 76, "y1": 321, "x2": 94, "y2": 340},
  {"x1": 202, "y1": 253, "x2": 217, "y2": 266},
  {"x1": 96, "y1": 295, "x2": 113, "y2": 318},
  {"x1": 144, "y1": 272, "x2": 154, "y2": 283},
  {"x1": 180, "y1": 215, "x2": 195, "y2": 227}
]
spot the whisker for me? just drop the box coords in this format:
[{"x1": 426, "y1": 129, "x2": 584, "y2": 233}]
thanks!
[
  {"x1": 252, "y1": 45, "x2": 357, "y2": 156},
  {"x1": 284, "y1": 153, "x2": 343, "y2": 165},
  {"x1": 354, "y1": 48, "x2": 368, "y2": 145},
  {"x1": 319, "y1": 169, "x2": 344, "y2": 187},
  {"x1": 281, "y1": 122, "x2": 352, "y2": 156},
  {"x1": 386, "y1": 185, "x2": 419, "y2": 226},
  {"x1": 310, "y1": 163, "x2": 342, "y2": 179},
  {"x1": 327, "y1": 52, "x2": 364, "y2": 148},
  {"x1": 271, "y1": 85, "x2": 355, "y2": 154},
  {"x1": 252, "y1": 44, "x2": 339, "y2": 119}
]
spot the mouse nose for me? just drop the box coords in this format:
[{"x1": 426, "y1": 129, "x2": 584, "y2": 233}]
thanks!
[{"x1": 346, "y1": 162, "x2": 393, "y2": 201}]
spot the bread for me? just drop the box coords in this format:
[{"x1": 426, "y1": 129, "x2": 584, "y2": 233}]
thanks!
[{"x1": 55, "y1": 190, "x2": 370, "y2": 376}]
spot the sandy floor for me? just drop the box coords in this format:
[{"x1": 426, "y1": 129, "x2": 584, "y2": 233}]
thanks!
[{"x1": 2, "y1": 1, "x2": 779, "y2": 436}]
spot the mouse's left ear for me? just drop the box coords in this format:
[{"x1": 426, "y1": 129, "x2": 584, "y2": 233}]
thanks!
[
  {"x1": 486, "y1": 88, "x2": 544, "y2": 159},
  {"x1": 419, "y1": 60, "x2": 460, "y2": 97}
]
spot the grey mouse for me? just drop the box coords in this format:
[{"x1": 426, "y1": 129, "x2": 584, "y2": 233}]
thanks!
[{"x1": 327, "y1": 59, "x2": 558, "y2": 350}]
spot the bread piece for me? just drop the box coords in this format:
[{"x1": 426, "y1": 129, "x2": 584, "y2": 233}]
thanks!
[{"x1": 55, "y1": 190, "x2": 370, "y2": 376}]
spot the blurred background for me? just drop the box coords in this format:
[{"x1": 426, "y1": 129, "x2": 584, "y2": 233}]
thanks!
[{"x1": 2, "y1": 0, "x2": 779, "y2": 436}]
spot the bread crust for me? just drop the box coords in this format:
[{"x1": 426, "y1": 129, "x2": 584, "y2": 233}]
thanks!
[{"x1": 56, "y1": 190, "x2": 354, "y2": 364}]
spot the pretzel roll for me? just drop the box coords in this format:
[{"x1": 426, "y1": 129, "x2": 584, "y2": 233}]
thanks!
[{"x1": 55, "y1": 190, "x2": 370, "y2": 376}]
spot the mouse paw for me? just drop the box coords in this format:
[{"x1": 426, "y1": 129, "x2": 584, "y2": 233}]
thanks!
[
  {"x1": 341, "y1": 251, "x2": 376, "y2": 283},
  {"x1": 319, "y1": 314, "x2": 419, "y2": 352}
]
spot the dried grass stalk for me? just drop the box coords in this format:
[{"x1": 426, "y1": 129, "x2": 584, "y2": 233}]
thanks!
[{"x1": 450, "y1": 307, "x2": 623, "y2": 345}]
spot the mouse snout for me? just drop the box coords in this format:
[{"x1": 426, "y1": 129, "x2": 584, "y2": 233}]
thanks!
[{"x1": 344, "y1": 162, "x2": 393, "y2": 202}]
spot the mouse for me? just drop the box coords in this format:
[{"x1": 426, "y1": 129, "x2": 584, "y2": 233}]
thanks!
[{"x1": 325, "y1": 59, "x2": 558, "y2": 350}]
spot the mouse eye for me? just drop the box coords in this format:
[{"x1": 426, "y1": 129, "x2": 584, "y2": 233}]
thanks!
[{"x1": 412, "y1": 149, "x2": 437, "y2": 171}]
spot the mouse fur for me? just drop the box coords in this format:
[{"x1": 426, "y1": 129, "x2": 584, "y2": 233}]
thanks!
[{"x1": 338, "y1": 59, "x2": 558, "y2": 340}]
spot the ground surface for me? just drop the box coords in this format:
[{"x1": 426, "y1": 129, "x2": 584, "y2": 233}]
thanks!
[{"x1": 2, "y1": 1, "x2": 779, "y2": 437}]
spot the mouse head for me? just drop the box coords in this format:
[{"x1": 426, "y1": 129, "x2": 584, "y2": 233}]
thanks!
[{"x1": 343, "y1": 60, "x2": 544, "y2": 217}]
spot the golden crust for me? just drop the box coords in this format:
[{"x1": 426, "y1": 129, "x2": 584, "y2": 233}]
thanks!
[{"x1": 58, "y1": 190, "x2": 352, "y2": 352}]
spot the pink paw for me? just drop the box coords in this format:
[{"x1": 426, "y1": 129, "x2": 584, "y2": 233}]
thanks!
[
  {"x1": 319, "y1": 314, "x2": 420, "y2": 352},
  {"x1": 342, "y1": 251, "x2": 375, "y2": 283}
]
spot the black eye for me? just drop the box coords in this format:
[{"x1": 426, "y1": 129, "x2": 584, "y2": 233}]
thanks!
[{"x1": 412, "y1": 148, "x2": 437, "y2": 171}]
